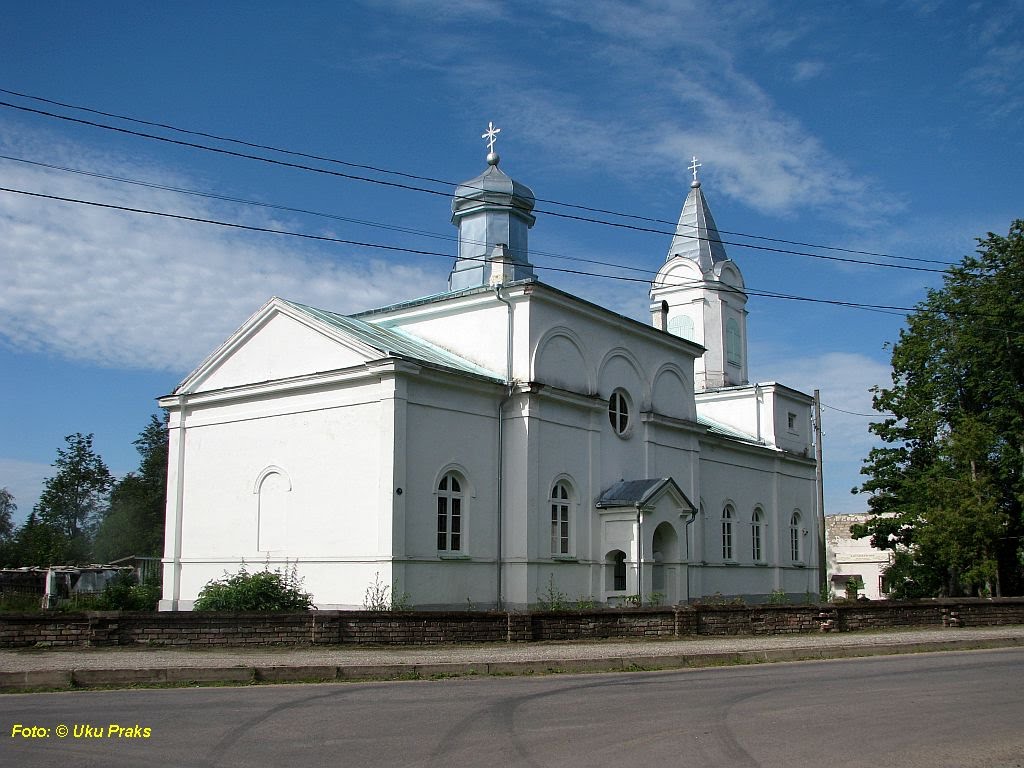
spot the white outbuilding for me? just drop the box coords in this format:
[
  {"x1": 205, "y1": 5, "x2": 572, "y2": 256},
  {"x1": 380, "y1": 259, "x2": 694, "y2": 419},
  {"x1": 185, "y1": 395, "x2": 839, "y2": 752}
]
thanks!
[{"x1": 159, "y1": 143, "x2": 821, "y2": 610}]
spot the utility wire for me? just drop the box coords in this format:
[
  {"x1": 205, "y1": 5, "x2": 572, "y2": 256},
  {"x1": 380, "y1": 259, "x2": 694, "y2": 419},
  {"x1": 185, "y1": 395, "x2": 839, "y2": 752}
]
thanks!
[
  {"x1": 3, "y1": 182, "x2": 1020, "y2": 334},
  {"x1": 0, "y1": 96, "x2": 956, "y2": 274},
  {"x1": 0, "y1": 86, "x2": 953, "y2": 266},
  {"x1": 0, "y1": 153, "x2": 657, "y2": 278},
  {"x1": 0, "y1": 184, "x2": 930, "y2": 315},
  {"x1": 821, "y1": 402, "x2": 894, "y2": 418},
  {"x1": 0, "y1": 100, "x2": 454, "y2": 197}
]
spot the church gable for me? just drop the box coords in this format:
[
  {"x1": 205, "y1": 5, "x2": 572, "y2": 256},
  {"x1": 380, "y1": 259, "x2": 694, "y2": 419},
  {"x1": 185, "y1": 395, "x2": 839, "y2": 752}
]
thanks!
[{"x1": 180, "y1": 299, "x2": 381, "y2": 394}]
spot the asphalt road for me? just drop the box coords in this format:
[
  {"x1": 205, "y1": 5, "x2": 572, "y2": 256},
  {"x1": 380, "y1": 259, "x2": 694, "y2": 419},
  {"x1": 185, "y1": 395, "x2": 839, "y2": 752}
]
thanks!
[{"x1": 3, "y1": 648, "x2": 1022, "y2": 768}]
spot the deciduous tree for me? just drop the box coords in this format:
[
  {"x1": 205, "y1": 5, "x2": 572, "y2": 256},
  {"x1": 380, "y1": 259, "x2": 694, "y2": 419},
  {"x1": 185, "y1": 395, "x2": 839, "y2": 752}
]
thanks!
[
  {"x1": 6, "y1": 510, "x2": 68, "y2": 567},
  {"x1": 0, "y1": 487, "x2": 14, "y2": 542},
  {"x1": 35, "y1": 433, "x2": 114, "y2": 563},
  {"x1": 854, "y1": 220, "x2": 1024, "y2": 596},
  {"x1": 94, "y1": 414, "x2": 168, "y2": 562}
]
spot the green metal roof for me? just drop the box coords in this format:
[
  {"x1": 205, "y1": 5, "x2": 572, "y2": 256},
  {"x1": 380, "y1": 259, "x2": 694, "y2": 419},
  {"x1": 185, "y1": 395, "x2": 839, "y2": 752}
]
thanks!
[
  {"x1": 283, "y1": 299, "x2": 502, "y2": 382},
  {"x1": 696, "y1": 414, "x2": 762, "y2": 445}
]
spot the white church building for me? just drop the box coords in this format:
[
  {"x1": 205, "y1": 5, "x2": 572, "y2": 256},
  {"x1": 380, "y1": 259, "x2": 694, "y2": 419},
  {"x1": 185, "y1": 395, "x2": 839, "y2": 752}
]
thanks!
[{"x1": 159, "y1": 136, "x2": 821, "y2": 610}]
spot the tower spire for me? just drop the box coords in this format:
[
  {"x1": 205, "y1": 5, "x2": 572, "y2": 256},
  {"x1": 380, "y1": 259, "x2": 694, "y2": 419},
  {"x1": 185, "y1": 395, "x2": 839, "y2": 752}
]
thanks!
[
  {"x1": 666, "y1": 158, "x2": 728, "y2": 271},
  {"x1": 651, "y1": 157, "x2": 748, "y2": 390}
]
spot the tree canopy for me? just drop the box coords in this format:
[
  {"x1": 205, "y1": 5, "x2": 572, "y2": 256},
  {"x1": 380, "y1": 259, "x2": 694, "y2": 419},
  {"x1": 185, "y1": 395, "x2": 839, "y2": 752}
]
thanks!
[
  {"x1": 854, "y1": 220, "x2": 1024, "y2": 597},
  {"x1": 0, "y1": 487, "x2": 15, "y2": 542},
  {"x1": 93, "y1": 413, "x2": 169, "y2": 562},
  {"x1": 2, "y1": 415, "x2": 168, "y2": 568},
  {"x1": 35, "y1": 433, "x2": 114, "y2": 563}
]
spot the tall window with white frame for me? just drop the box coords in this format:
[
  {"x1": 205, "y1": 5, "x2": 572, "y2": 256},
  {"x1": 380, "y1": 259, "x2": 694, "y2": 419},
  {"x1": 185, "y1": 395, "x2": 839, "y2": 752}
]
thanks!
[
  {"x1": 721, "y1": 506, "x2": 734, "y2": 560},
  {"x1": 550, "y1": 480, "x2": 571, "y2": 556},
  {"x1": 790, "y1": 511, "x2": 802, "y2": 563},
  {"x1": 437, "y1": 472, "x2": 464, "y2": 552},
  {"x1": 751, "y1": 508, "x2": 763, "y2": 562}
]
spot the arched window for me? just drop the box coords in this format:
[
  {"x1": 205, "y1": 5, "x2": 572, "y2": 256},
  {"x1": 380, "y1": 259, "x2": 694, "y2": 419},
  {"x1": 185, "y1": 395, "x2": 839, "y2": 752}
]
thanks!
[
  {"x1": 255, "y1": 467, "x2": 290, "y2": 552},
  {"x1": 437, "y1": 471, "x2": 465, "y2": 552},
  {"x1": 549, "y1": 480, "x2": 572, "y2": 556},
  {"x1": 667, "y1": 315, "x2": 694, "y2": 341},
  {"x1": 721, "y1": 505, "x2": 734, "y2": 560},
  {"x1": 606, "y1": 550, "x2": 627, "y2": 592},
  {"x1": 790, "y1": 511, "x2": 803, "y2": 562},
  {"x1": 751, "y1": 508, "x2": 764, "y2": 562},
  {"x1": 608, "y1": 389, "x2": 631, "y2": 436},
  {"x1": 726, "y1": 318, "x2": 742, "y2": 366}
]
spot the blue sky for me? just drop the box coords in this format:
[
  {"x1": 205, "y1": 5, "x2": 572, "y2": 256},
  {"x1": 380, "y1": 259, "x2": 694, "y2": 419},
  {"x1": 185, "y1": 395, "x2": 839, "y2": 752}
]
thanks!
[{"x1": 1, "y1": 0, "x2": 1022, "y2": 525}]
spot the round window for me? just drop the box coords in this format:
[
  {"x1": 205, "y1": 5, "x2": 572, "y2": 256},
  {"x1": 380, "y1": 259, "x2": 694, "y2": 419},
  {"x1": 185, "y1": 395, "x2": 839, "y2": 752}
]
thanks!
[{"x1": 608, "y1": 389, "x2": 631, "y2": 436}]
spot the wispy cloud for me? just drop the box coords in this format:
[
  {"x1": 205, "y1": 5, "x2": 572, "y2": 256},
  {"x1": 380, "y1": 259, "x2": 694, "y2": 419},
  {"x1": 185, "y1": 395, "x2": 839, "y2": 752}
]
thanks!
[
  {"x1": 961, "y1": 4, "x2": 1024, "y2": 118},
  {"x1": 0, "y1": 125, "x2": 442, "y2": 372},
  {"x1": 382, "y1": 0, "x2": 900, "y2": 225},
  {"x1": 792, "y1": 60, "x2": 826, "y2": 83},
  {"x1": 963, "y1": 42, "x2": 1024, "y2": 111},
  {"x1": 759, "y1": 350, "x2": 891, "y2": 514}
]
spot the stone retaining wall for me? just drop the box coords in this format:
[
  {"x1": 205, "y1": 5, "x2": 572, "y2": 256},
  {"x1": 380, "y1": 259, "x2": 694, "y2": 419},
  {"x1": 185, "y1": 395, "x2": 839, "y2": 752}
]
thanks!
[{"x1": 2, "y1": 598, "x2": 1023, "y2": 648}]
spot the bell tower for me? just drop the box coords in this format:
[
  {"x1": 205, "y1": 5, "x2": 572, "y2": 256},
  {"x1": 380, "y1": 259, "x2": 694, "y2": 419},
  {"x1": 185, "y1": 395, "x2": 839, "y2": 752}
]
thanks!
[{"x1": 650, "y1": 157, "x2": 748, "y2": 391}]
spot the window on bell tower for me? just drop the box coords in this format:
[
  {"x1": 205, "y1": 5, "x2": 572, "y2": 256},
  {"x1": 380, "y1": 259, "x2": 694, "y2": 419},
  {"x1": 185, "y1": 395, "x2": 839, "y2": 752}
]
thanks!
[
  {"x1": 667, "y1": 315, "x2": 694, "y2": 341},
  {"x1": 726, "y1": 318, "x2": 742, "y2": 366}
]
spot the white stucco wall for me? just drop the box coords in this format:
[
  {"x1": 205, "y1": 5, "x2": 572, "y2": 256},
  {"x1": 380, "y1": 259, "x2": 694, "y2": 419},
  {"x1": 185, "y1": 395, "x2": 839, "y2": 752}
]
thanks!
[
  {"x1": 399, "y1": 374, "x2": 502, "y2": 608},
  {"x1": 693, "y1": 437, "x2": 818, "y2": 601},
  {"x1": 161, "y1": 283, "x2": 820, "y2": 611},
  {"x1": 826, "y1": 513, "x2": 893, "y2": 600},
  {"x1": 161, "y1": 373, "x2": 398, "y2": 609}
]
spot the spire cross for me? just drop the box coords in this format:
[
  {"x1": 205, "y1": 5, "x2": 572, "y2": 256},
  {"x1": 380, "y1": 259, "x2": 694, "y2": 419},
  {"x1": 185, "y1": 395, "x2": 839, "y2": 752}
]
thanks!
[
  {"x1": 689, "y1": 155, "x2": 702, "y2": 182},
  {"x1": 482, "y1": 121, "x2": 501, "y2": 154}
]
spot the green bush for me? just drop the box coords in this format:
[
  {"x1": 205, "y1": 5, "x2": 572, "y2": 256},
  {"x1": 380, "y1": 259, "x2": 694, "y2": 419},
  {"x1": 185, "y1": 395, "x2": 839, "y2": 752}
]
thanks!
[
  {"x1": 0, "y1": 592, "x2": 43, "y2": 613},
  {"x1": 96, "y1": 571, "x2": 161, "y2": 611},
  {"x1": 535, "y1": 574, "x2": 569, "y2": 611},
  {"x1": 193, "y1": 562, "x2": 313, "y2": 612},
  {"x1": 362, "y1": 572, "x2": 412, "y2": 611}
]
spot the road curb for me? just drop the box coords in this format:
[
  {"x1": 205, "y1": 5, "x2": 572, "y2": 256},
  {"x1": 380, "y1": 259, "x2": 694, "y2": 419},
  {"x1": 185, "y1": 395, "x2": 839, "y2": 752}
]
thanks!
[{"x1": 2, "y1": 635, "x2": 1022, "y2": 691}]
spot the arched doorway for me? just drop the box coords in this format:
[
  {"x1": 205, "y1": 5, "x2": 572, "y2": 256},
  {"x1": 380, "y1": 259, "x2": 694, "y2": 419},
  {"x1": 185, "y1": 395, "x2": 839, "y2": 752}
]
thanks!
[
  {"x1": 605, "y1": 550, "x2": 627, "y2": 592},
  {"x1": 651, "y1": 522, "x2": 679, "y2": 603}
]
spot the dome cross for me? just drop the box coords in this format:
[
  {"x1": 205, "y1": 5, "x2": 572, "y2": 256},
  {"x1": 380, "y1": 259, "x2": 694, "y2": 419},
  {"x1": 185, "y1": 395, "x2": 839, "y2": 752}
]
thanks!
[
  {"x1": 689, "y1": 155, "x2": 702, "y2": 183},
  {"x1": 482, "y1": 121, "x2": 501, "y2": 154}
]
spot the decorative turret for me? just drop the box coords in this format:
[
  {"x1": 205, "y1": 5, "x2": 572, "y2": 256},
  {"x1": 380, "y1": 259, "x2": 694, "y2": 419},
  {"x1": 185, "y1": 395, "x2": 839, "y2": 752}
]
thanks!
[
  {"x1": 448, "y1": 122, "x2": 537, "y2": 291},
  {"x1": 651, "y1": 157, "x2": 749, "y2": 391}
]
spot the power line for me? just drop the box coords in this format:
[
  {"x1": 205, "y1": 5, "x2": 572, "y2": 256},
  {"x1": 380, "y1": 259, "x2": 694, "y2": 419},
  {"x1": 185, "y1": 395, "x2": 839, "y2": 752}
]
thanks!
[
  {"x1": 0, "y1": 184, "x2": 931, "y2": 315},
  {"x1": 821, "y1": 402, "x2": 894, "y2": 418},
  {"x1": 0, "y1": 86, "x2": 954, "y2": 266},
  {"x1": 536, "y1": 207, "x2": 948, "y2": 273},
  {"x1": 4, "y1": 182, "x2": 1021, "y2": 335},
  {"x1": 0, "y1": 152, "x2": 662, "y2": 278},
  {"x1": 0, "y1": 99, "x2": 454, "y2": 197},
  {"x1": 0, "y1": 153, "x2": 460, "y2": 243},
  {"x1": 0, "y1": 94, "x2": 957, "y2": 274}
]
